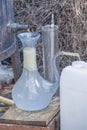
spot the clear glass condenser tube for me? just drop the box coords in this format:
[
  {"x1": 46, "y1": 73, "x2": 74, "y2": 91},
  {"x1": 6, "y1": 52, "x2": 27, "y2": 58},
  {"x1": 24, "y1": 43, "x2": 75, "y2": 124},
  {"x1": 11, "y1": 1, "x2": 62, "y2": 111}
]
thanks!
[{"x1": 42, "y1": 20, "x2": 59, "y2": 83}]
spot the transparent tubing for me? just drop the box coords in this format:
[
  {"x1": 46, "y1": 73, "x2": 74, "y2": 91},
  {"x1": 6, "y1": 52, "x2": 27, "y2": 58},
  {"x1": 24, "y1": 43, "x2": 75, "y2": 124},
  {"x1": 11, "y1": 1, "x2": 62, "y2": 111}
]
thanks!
[
  {"x1": 53, "y1": 51, "x2": 80, "y2": 88},
  {"x1": 42, "y1": 25, "x2": 58, "y2": 83}
]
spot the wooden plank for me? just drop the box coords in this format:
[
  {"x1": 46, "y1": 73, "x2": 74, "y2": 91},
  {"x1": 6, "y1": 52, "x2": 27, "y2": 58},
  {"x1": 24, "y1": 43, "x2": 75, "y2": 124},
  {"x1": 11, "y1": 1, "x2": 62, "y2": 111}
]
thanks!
[
  {"x1": 11, "y1": 43, "x2": 22, "y2": 82},
  {"x1": 0, "y1": 96, "x2": 60, "y2": 127},
  {"x1": 0, "y1": 114, "x2": 60, "y2": 130}
]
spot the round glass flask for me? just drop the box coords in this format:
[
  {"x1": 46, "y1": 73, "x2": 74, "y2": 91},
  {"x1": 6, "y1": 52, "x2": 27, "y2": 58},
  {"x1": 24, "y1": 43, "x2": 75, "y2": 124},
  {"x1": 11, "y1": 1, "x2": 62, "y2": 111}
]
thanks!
[{"x1": 12, "y1": 32, "x2": 59, "y2": 111}]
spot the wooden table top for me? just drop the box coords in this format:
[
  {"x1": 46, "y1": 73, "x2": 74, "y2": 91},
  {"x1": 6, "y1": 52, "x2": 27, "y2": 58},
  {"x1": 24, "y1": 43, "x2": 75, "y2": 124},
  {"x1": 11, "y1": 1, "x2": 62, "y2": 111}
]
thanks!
[{"x1": 0, "y1": 96, "x2": 60, "y2": 127}]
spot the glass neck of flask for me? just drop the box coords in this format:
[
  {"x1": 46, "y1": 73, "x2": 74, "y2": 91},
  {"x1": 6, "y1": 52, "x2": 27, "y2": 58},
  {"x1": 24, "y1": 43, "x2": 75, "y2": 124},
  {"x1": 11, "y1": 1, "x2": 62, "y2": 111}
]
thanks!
[{"x1": 23, "y1": 47, "x2": 37, "y2": 71}]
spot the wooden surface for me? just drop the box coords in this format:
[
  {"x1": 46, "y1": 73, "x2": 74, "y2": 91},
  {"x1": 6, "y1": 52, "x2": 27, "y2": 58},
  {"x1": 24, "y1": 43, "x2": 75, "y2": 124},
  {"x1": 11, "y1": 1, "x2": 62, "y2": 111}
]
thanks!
[
  {"x1": 0, "y1": 114, "x2": 60, "y2": 130},
  {"x1": 11, "y1": 43, "x2": 22, "y2": 82},
  {"x1": 0, "y1": 96, "x2": 60, "y2": 127}
]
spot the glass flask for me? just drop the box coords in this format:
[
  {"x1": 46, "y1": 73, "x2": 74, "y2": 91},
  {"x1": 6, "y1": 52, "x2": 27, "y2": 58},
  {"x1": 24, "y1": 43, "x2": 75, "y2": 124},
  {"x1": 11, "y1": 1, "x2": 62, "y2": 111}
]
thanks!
[{"x1": 12, "y1": 32, "x2": 59, "y2": 111}]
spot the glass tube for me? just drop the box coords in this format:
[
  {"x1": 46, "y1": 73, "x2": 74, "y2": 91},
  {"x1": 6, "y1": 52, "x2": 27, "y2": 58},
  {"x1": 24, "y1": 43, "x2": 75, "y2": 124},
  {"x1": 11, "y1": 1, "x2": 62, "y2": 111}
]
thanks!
[{"x1": 42, "y1": 24, "x2": 59, "y2": 83}]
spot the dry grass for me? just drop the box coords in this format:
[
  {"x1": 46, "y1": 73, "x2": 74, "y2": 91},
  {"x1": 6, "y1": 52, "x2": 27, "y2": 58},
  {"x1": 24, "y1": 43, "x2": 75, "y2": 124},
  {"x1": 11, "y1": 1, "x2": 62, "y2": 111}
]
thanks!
[{"x1": 13, "y1": 0, "x2": 87, "y2": 70}]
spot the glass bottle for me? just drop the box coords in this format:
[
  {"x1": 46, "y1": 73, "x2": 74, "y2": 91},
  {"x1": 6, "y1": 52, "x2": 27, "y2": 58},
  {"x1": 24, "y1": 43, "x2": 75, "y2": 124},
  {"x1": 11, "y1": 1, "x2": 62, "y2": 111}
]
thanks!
[{"x1": 12, "y1": 32, "x2": 59, "y2": 111}]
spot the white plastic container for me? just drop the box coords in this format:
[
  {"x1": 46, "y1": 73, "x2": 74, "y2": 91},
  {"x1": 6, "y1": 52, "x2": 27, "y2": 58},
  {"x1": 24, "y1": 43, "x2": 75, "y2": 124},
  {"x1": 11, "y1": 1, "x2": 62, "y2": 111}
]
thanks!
[{"x1": 60, "y1": 61, "x2": 87, "y2": 130}]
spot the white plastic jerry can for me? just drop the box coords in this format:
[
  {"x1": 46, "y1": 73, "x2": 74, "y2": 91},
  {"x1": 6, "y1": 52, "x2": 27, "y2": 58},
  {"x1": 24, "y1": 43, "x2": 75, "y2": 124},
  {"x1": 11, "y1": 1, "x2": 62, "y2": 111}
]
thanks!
[{"x1": 60, "y1": 61, "x2": 87, "y2": 130}]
